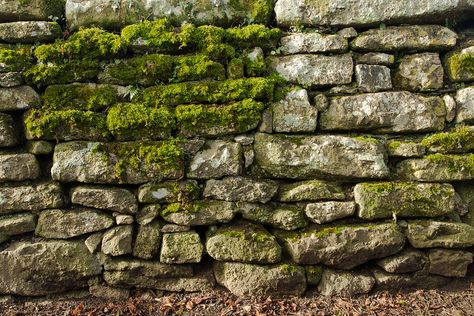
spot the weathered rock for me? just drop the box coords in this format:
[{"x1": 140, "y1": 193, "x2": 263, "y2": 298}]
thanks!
[
  {"x1": 26, "y1": 140, "x2": 54, "y2": 155},
  {"x1": 206, "y1": 221, "x2": 281, "y2": 264},
  {"x1": 354, "y1": 182, "x2": 455, "y2": 220},
  {"x1": 115, "y1": 214, "x2": 133, "y2": 225},
  {"x1": 214, "y1": 261, "x2": 306, "y2": 296},
  {"x1": 0, "y1": 0, "x2": 65, "y2": 22},
  {"x1": 162, "y1": 201, "x2": 236, "y2": 226},
  {"x1": 0, "y1": 181, "x2": 63, "y2": 215},
  {"x1": 0, "y1": 113, "x2": 17, "y2": 147},
  {"x1": 276, "y1": 223, "x2": 405, "y2": 269},
  {"x1": 0, "y1": 213, "x2": 37, "y2": 236},
  {"x1": 0, "y1": 86, "x2": 40, "y2": 111},
  {"x1": 277, "y1": 180, "x2": 345, "y2": 202},
  {"x1": 85, "y1": 232, "x2": 103, "y2": 253},
  {"x1": 428, "y1": 249, "x2": 473, "y2": 277},
  {"x1": 387, "y1": 140, "x2": 426, "y2": 158},
  {"x1": 0, "y1": 240, "x2": 101, "y2": 296},
  {"x1": 407, "y1": 220, "x2": 474, "y2": 248},
  {"x1": 445, "y1": 46, "x2": 474, "y2": 82},
  {"x1": 455, "y1": 87, "x2": 474, "y2": 124},
  {"x1": 395, "y1": 53, "x2": 444, "y2": 91},
  {"x1": 133, "y1": 221, "x2": 162, "y2": 260},
  {"x1": 356, "y1": 53, "x2": 395, "y2": 66},
  {"x1": 89, "y1": 285, "x2": 130, "y2": 300},
  {"x1": 136, "y1": 204, "x2": 160, "y2": 225},
  {"x1": 373, "y1": 268, "x2": 448, "y2": 290},
  {"x1": 337, "y1": 27, "x2": 357, "y2": 39},
  {"x1": 376, "y1": 248, "x2": 428, "y2": 273},
  {"x1": 317, "y1": 269, "x2": 375, "y2": 296},
  {"x1": 138, "y1": 180, "x2": 200, "y2": 204},
  {"x1": 203, "y1": 177, "x2": 277, "y2": 203},
  {"x1": 269, "y1": 54, "x2": 353, "y2": 86},
  {"x1": 355, "y1": 64, "x2": 392, "y2": 92},
  {"x1": 274, "y1": 0, "x2": 474, "y2": 27},
  {"x1": 0, "y1": 72, "x2": 23, "y2": 87},
  {"x1": 444, "y1": 95, "x2": 457, "y2": 123},
  {"x1": 101, "y1": 225, "x2": 134, "y2": 256},
  {"x1": 238, "y1": 202, "x2": 308, "y2": 231},
  {"x1": 280, "y1": 32, "x2": 348, "y2": 54},
  {"x1": 0, "y1": 153, "x2": 40, "y2": 182},
  {"x1": 160, "y1": 231, "x2": 203, "y2": 264},
  {"x1": 187, "y1": 140, "x2": 241, "y2": 179},
  {"x1": 161, "y1": 224, "x2": 190, "y2": 233},
  {"x1": 0, "y1": 21, "x2": 61, "y2": 43},
  {"x1": 70, "y1": 186, "x2": 138, "y2": 214},
  {"x1": 320, "y1": 92, "x2": 446, "y2": 133},
  {"x1": 35, "y1": 208, "x2": 114, "y2": 239},
  {"x1": 254, "y1": 133, "x2": 389, "y2": 180},
  {"x1": 420, "y1": 126, "x2": 474, "y2": 154},
  {"x1": 272, "y1": 89, "x2": 317, "y2": 133},
  {"x1": 305, "y1": 202, "x2": 356, "y2": 224}
]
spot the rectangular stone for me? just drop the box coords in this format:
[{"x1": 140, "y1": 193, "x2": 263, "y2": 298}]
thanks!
[
  {"x1": 0, "y1": 153, "x2": 40, "y2": 182},
  {"x1": 280, "y1": 32, "x2": 348, "y2": 54},
  {"x1": 0, "y1": 0, "x2": 64, "y2": 22},
  {"x1": 0, "y1": 86, "x2": 40, "y2": 111}
]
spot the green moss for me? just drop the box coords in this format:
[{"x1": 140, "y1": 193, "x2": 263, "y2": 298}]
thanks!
[
  {"x1": 280, "y1": 263, "x2": 299, "y2": 274},
  {"x1": 245, "y1": 54, "x2": 267, "y2": 77},
  {"x1": 421, "y1": 126, "x2": 474, "y2": 153},
  {"x1": 172, "y1": 54, "x2": 225, "y2": 82},
  {"x1": 447, "y1": 52, "x2": 474, "y2": 80},
  {"x1": 225, "y1": 24, "x2": 282, "y2": 50},
  {"x1": 250, "y1": 0, "x2": 273, "y2": 24},
  {"x1": 354, "y1": 135, "x2": 380, "y2": 144},
  {"x1": 43, "y1": 84, "x2": 119, "y2": 111},
  {"x1": 426, "y1": 153, "x2": 474, "y2": 176},
  {"x1": 0, "y1": 47, "x2": 32, "y2": 72},
  {"x1": 227, "y1": 58, "x2": 245, "y2": 79},
  {"x1": 387, "y1": 141, "x2": 402, "y2": 150},
  {"x1": 161, "y1": 201, "x2": 203, "y2": 216},
  {"x1": 24, "y1": 60, "x2": 100, "y2": 86}
]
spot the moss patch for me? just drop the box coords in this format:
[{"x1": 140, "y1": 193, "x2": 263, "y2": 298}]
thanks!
[
  {"x1": 421, "y1": 126, "x2": 474, "y2": 153},
  {"x1": 447, "y1": 51, "x2": 474, "y2": 81},
  {"x1": 426, "y1": 153, "x2": 474, "y2": 176},
  {"x1": 43, "y1": 84, "x2": 119, "y2": 111},
  {"x1": 225, "y1": 24, "x2": 281, "y2": 50},
  {"x1": 25, "y1": 60, "x2": 100, "y2": 86},
  {"x1": 0, "y1": 47, "x2": 32, "y2": 72}
]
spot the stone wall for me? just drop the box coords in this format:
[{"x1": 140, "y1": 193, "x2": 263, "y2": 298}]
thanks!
[{"x1": 0, "y1": 0, "x2": 474, "y2": 298}]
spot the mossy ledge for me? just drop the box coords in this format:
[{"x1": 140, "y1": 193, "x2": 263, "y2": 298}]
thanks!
[{"x1": 421, "y1": 126, "x2": 474, "y2": 153}]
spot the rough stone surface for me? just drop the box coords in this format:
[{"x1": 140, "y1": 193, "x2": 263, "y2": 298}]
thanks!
[
  {"x1": 84, "y1": 232, "x2": 102, "y2": 253},
  {"x1": 320, "y1": 92, "x2": 446, "y2": 133},
  {"x1": 136, "y1": 205, "x2": 160, "y2": 225},
  {"x1": 0, "y1": 72, "x2": 23, "y2": 87},
  {"x1": 101, "y1": 225, "x2": 134, "y2": 256},
  {"x1": 160, "y1": 231, "x2": 203, "y2": 264},
  {"x1": 0, "y1": 240, "x2": 101, "y2": 296},
  {"x1": 444, "y1": 95, "x2": 457, "y2": 123},
  {"x1": 428, "y1": 249, "x2": 473, "y2": 277},
  {"x1": 376, "y1": 249, "x2": 428, "y2": 273},
  {"x1": 269, "y1": 54, "x2": 353, "y2": 86},
  {"x1": 0, "y1": 86, "x2": 40, "y2": 111},
  {"x1": 277, "y1": 180, "x2": 345, "y2": 202},
  {"x1": 305, "y1": 202, "x2": 356, "y2": 224},
  {"x1": 387, "y1": 141, "x2": 426, "y2": 158},
  {"x1": 254, "y1": 133, "x2": 389, "y2": 180},
  {"x1": 446, "y1": 46, "x2": 474, "y2": 82},
  {"x1": 0, "y1": 21, "x2": 61, "y2": 43},
  {"x1": 0, "y1": 113, "x2": 17, "y2": 147},
  {"x1": 456, "y1": 183, "x2": 474, "y2": 227},
  {"x1": 133, "y1": 221, "x2": 162, "y2": 260},
  {"x1": 355, "y1": 64, "x2": 392, "y2": 92},
  {"x1": 162, "y1": 201, "x2": 236, "y2": 226},
  {"x1": 0, "y1": 153, "x2": 40, "y2": 182},
  {"x1": 272, "y1": 89, "x2": 317, "y2": 133},
  {"x1": 89, "y1": 285, "x2": 130, "y2": 300},
  {"x1": 214, "y1": 261, "x2": 306, "y2": 296},
  {"x1": 70, "y1": 186, "x2": 138, "y2": 214},
  {"x1": 35, "y1": 208, "x2": 114, "y2": 239},
  {"x1": 0, "y1": 0, "x2": 65, "y2": 22},
  {"x1": 115, "y1": 214, "x2": 133, "y2": 225},
  {"x1": 138, "y1": 180, "x2": 200, "y2": 203},
  {"x1": 407, "y1": 221, "x2": 474, "y2": 248},
  {"x1": 317, "y1": 269, "x2": 375, "y2": 296},
  {"x1": 455, "y1": 87, "x2": 474, "y2": 124},
  {"x1": 203, "y1": 177, "x2": 277, "y2": 203},
  {"x1": 0, "y1": 213, "x2": 37, "y2": 237},
  {"x1": 373, "y1": 268, "x2": 448, "y2": 290},
  {"x1": 395, "y1": 53, "x2": 444, "y2": 91},
  {"x1": 356, "y1": 53, "x2": 395, "y2": 66},
  {"x1": 26, "y1": 140, "x2": 54, "y2": 155},
  {"x1": 280, "y1": 32, "x2": 347, "y2": 54},
  {"x1": 354, "y1": 182, "x2": 455, "y2": 220},
  {"x1": 238, "y1": 203, "x2": 308, "y2": 231}
]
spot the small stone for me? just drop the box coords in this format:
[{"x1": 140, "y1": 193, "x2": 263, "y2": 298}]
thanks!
[
  {"x1": 160, "y1": 231, "x2": 203, "y2": 264},
  {"x1": 355, "y1": 64, "x2": 392, "y2": 92},
  {"x1": 407, "y1": 220, "x2": 474, "y2": 248},
  {"x1": 162, "y1": 201, "x2": 236, "y2": 226},
  {"x1": 272, "y1": 88, "x2": 317, "y2": 132},
  {"x1": 0, "y1": 153, "x2": 40, "y2": 182},
  {"x1": 445, "y1": 46, "x2": 474, "y2": 82},
  {"x1": 203, "y1": 177, "x2": 278, "y2": 203},
  {"x1": 280, "y1": 32, "x2": 347, "y2": 54},
  {"x1": 115, "y1": 214, "x2": 133, "y2": 225},
  {"x1": 136, "y1": 204, "x2": 160, "y2": 225},
  {"x1": 133, "y1": 221, "x2": 162, "y2": 260},
  {"x1": 305, "y1": 202, "x2": 356, "y2": 224},
  {"x1": 25, "y1": 140, "x2": 54, "y2": 155},
  {"x1": 138, "y1": 180, "x2": 200, "y2": 204},
  {"x1": 0, "y1": 72, "x2": 22, "y2": 87},
  {"x1": 443, "y1": 95, "x2": 457, "y2": 123},
  {"x1": 455, "y1": 87, "x2": 474, "y2": 124},
  {"x1": 70, "y1": 185, "x2": 138, "y2": 214},
  {"x1": 387, "y1": 140, "x2": 426, "y2": 158},
  {"x1": 161, "y1": 224, "x2": 190, "y2": 233},
  {"x1": 356, "y1": 53, "x2": 395, "y2": 66},
  {"x1": 0, "y1": 21, "x2": 61, "y2": 43},
  {"x1": 428, "y1": 249, "x2": 473, "y2": 277},
  {"x1": 243, "y1": 146, "x2": 254, "y2": 168},
  {"x1": 313, "y1": 94, "x2": 328, "y2": 111},
  {"x1": 90, "y1": 284, "x2": 130, "y2": 300},
  {"x1": 0, "y1": 86, "x2": 40, "y2": 111},
  {"x1": 376, "y1": 249, "x2": 428, "y2": 273},
  {"x1": 317, "y1": 269, "x2": 375, "y2": 296},
  {"x1": 227, "y1": 58, "x2": 244, "y2": 79},
  {"x1": 258, "y1": 108, "x2": 272, "y2": 133},
  {"x1": 0, "y1": 113, "x2": 17, "y2": 147},
  {"x1": 234, "y1": 135, "x2": 254, "y2": 145},
  {"x1": 101, "y1": 225, "x2": 134, "y2": 256},
  {"x1": 278, "y1": 180, "x2": 345, "y2": 202},
  {"x1": 0, "y1": 213, "x2": 37, "y2": 236},
  {"x1": 395, "y1": 53, "x2": 444, "y2": 91},
  {"x1": 337, "y1": 27, "x2": 357, "y2": 39},
  {"x1": 238, "y1": 202, "x2": 308, "y2": 231},
  {"x1": 85, "y1": 232, "x2": 103, "y2": 253}
]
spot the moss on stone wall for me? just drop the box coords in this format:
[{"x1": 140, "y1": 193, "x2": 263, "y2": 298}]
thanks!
[{"x1": 421, "y1": 126, "x2": 474, "y2": 153}]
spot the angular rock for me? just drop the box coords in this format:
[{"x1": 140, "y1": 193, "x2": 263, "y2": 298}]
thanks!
[
  {"x1": 320, "y1": 92, "x2": 446, "y2": 133},
  {"x1": 133, "y1": 221, "x2": 162, "y2": 260},
  {"x1": 352, "y1": 25, "x2": 457, "y2": 51},
  {"x1": 276, "y1": 223, "x2": 405, "y2": 269},
  {"x1": 160, "y1": 231, "x2": 203, "y2": 264},
  {"x1": 0, "y1": 72, "x2": 23, "y2": 87},
  {"x1": 356, "y1": 53, "x2": 395, "y2": 66},
  {"x1": 85, "y1": 232, "x2": 103, "y2": 253},
  {"x1": 387, "y1": 140, "x2": 426, "y2": 158},
  {"x1": 0, "y1": 153, "x2": 40, "y2": 182},
  {"x1": 0, "y1": 21, "x2": 61, "y2": 43},
  {"x1": 214, "y1": 261, "x2": 306, "y2": 296},
  {"x1": 203, "y1": 177, "x2": 277, "y2": 203},
  {"x1": 115, "y1": 214, "x2": 133, "y2": 225},
  {"x1": 337, "y1": 27, "x2": 357, "y2": 39},
  {"x1": 429, "y1": 249, "x2": 473, "y2": 277},
  {"x1": 238, "y1": 202, "x2": 308, "y2": 231},
  {"x1": 355, "y1": 64, "x2": 392, "y2": 92},
  {"x1": 444, "y1": 95, "x2": 457, "y2": 123},
  {"x1": 277, "y1": 180, "x2": 345, "y2": 202},
  {"x1": 70, "y1": 185, "x2": 138, "y2": 214},
  {"x1": 161, "y1": 224, "x2": 190, "y2": 233},
  {"x1": 305, "y1": 202, "x2": 356, "y2": 224},
  {"x1": 446, "y1": 46, "x2": 474, "y2": 82},
  {"x1": 272, "y1": 89, "x2": 317, "y2": 133},
  {"x1": 376, "y1": 248, "x2": 428, "y2": 273},
  {"x1": 187, "y1": 140, "x2": 241, "y2": 179},
  {"x1": 455, "y1": 87, "x2": 474, "y2": 124},
  {"x1": 136, "y1": 204, "x2": 161, "y2": 225},
  {"x1": 317, "y1": 269, "x2": 375, "y2": 296},
  {"x1": 26, "y1": 140, "x2": 54, "y2": 155},
  {"x1": 138, "y1": 180, "x2": 200, "y2": 204},
  {"x1": 280, "y1": 32, "x2": 348, "y2": 54},
  {"x1": 0, "y1": 240, "x2": 101, "y2": 296},
  {"x1": 0, "y1": 213, "x2": 37, "y2": 236},
  {"x1": 0, "y1": 86, "x2": 40, "y2": 111},
  {"x1": 102, "y1": 225, "x2": 134, "y2": 256},
  {"x1": 162, "y1": 201, "x2": 236, "y2": 226},
  {"x1": 373, "y1": 268, "x2": 448, "y2": 290},
  {"x1": 35, "y1": 208, "x2": 114, "y2": 239},
  {"x1": 407, "y1": 220, "x2": 474, "y2": 248},
  {"x1": 354, "y1": 182, "x2": 455, "y2": 220},
  {"x1": 0, "y1": 113, "x2": 17, "y2": 147},
  {"x1": 254, "y1": 133, "x2": 389, "y2": 180},
  {"x1": 0, "y1": 181, "x2": 63, "y2": 215},
  {"x1": 269, "y1": 54, "x2": 353, "y2": 86},
  {"x1": 206, "y1": 221, "x2": 281, "y2": 264},
  {"x1": 395, "y1": 53, "x2": 444, "y2": 91}
]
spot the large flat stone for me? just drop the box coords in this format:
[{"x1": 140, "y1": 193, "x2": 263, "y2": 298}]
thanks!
[
  {"x1": 317, "y1": 269, "x2": 375, "y2": 296},
  {"x1": 0, "y1": 0, "x2": 65, "y2": 22},
  {"x1": 0, "y1": 21, "x2": 61, "y2": 43},
  {"x1": 160, "y1": 231, "x2": 203, "y2": 264},
  {"x1": 70, "y1": 185, "x2": 138, "y2": 214},
  {"x1": 280, "y1": 32, "x2": 348, "y2": 54},
  {"x1": 0, "y1": 86, "x2": 40, "y2": 111},
  {"x1": 254, "y1": 133, "x2": 389, "y2": 180},
  {"x1": 203, "y1": 177, "x2": 277, "y2": 203},
  {"x1": 161, "y1": 201, "x2": 236, "y2": 226},
  {"x1": 0, "y1": 213, "x2": 37, "y2": 237},
  {"x1": 237, "y1": 202, "x2": 308, "y2": 231},
  {"x1": 407, "y1": 220, "x2": 474, "y2": 248},
  {"x1": 0, "y1": 153, "x2": 40, "y2": 182},
  {"x1": 277, "y1": 180, "x2": 345, "y2": 202}
]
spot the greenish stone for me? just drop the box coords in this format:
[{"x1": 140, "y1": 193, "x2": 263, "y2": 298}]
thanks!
[
  {"x1": 376, "y1": 248, "x2": 428, "y2": 273},
  {"x1": 0, "y1": 213, "x2": 37, "y2": 236},
  {"x1": 26, "y1": 141, "x2": 54, "y2": 155},
  {"x1": 136, "y1": 204, "x2": 161, "y2": 225},
  {"x1": 445, "y1": 46, "x2": 474, "y2": 82},
  {"x1": 428, "y1": 249, "x2": 473, "y2": 277},
  {"x1": 133, "y1": 221, "x2": 162, "y2": 260},
  {"x1": 0, "y1": 153, "x2": 39, "y2": 183},
  {"x1": 373, "y1": 267, "x2": 448, "y2": 291},
  {"x1": 305, "y1": 266, "x2": 324, "y2": 285},
  {"x1": 421, "y1": 126, "x2": 474, "y2": 154},
  {"x1": 394, "y1": 53, "x2": 444, "y2": 91},
  {"x1": 101, "y1": 225, "x2": 134, "y2": 256},
  {"x1": 277, "y1": 180, "x2": 345, "y2": 202},
  {"x1": 407, "y1": 220, "x2": 474, "y2": 248},
  {"x1": 387, "y1": 140, "x2": 425, "y2": 158},
  {"x1": 160, "y1": 231, "x2": 203, "y2": 264},
  {"x1": 318, "y1": 269, "x2": 375, "y2": 296},
  {"x1": 237, "y1": 202, "x2": 308, "y2": 231},
  {"x1": 162, "y1": 201, "x2": 236, "y2": 226},
  {"x1": 0, "y1": 86, "x2": 40, "y2": 111},
  {"x1": 305, "y1": 201, "x2": 356, "y2": 224},
  {"x1": 0, "y1": 21, "x2": 61, "y2": 43},
  {"x1": 0, "y1": 113, "x2": 17, "y2": 147}
]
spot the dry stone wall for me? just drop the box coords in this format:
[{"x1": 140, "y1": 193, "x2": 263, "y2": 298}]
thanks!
[{"x1": 0, "y1": 0, "x2": 474, "y2": 298}]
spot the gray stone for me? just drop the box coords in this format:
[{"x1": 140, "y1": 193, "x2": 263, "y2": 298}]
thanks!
[
  {"x1": 305, "y1": 202, "x2": 356, "y2": 224},
  {"x1": 0, "y1": 86, "x2": 40, "y2": 111},
  {"x1": 138, "y1": 180, "x2": 200, "y2": 203},
  {"x1": 278, "y1": 180, "x2": 345, "y2": 202},
  {"x1": 162, "y1": 201, "x2": 236, "y2": 226},
  {"x1": 373, "y1": 268, "x2": 448, "y2": 291},
  {"x1": 455, "y1": 87, "x2": 474, "y2": 124},
  {"x1": 395, "y1": 53, "x2": 444, "y2": 91},
  {"x1": 52, "y1": 141, "x2": 183, "y2": 184},
  {"x1": 238, "y1": 202, "x2": 308, "y2": 231},
  {"x1": 101, "y1": 225, "x2": 134, "y2": 256},
  {"x1": 36, "y1": 208, "x2": 114, "y2": 239},
  {"x1": 354, "y1": 182, "x2": 455, "y2": 220},
  {"x1": 161, "y1": 224, "x2": 190, "y2": 233},
  {"x1": 407, "y1": 220, "x2": 474, "y2": 248},
  {"x1": 327, "y1": 84, "x2": 359, "y2": 95},
  {"x1": 0, "y1": 153, "x2": 40, "y2": 182},
  {"x1": 26, "y1": 140, "x2": 54, "y2": 155},
  {"x1": 355, "y1": 64, "x2": 392, "y2": 92},
  {"x1": 0, "y1": 72, "x2": 22, "y2": 87},
  {"x1": 280, "y1": 32, "x2": 348, "y2": 54},
  {"x1": 272, "y1": 89, "x2": 317, "y2": 133},
  {"x1": 337, "y1": 27, "x2": 357, "y2": 39},
  {"x1": 70, "y1": 185, "x2": 137, "y2": 214},
  {"x1": 314, "y1": 94, "x2": 328, "y2": 111},
  {"x1": 254, "y1": 133, "x2": 389, "y2": 180},
  {"x1": 89, "y1": 284, "x2": 130, "y2": 300},
  {"x1": 214, "y1": 261, "x2": 306, "y2": 296},
  {"x1": 136, "y1": 204, "x2": 160, "y2": 225},
  {"x1": 387, "y1": 140, "x2": 426, "y2": 158},
  {"x1": 0, "y1": 113, "x2": 17, "y2": 147},
  {"x1": 356, "y1": 53, "x2": 395, "y2": 66},
  {"x1": 446, "y1": 46, "x2": 474, "y2": 82},
  {"x1": 320, "y1": 92, "x2": 446, "y2": 133},
  {"x1": 85, "y1": 232, "x2": 103, "y2": 253},
  {"x1": 317, "y1": 269, "x2": 375, "y2": 296},
  {"x1": 444, "y1": 95, "x2": 457, "y2": 123},
  {"x1": 160, "y1": 231, "x2": 203, "y2": 264},
  {"x1": 0, "y1": 0, "x2": 64, "y2": 22},
  {"x1": 206, "y1": 221, "x2": 281, "y2": 264},
  {"x1": 258, "y1": 108, "x2": 272, "y2": 133},
  {"x1": 277, "y1": 223, "x2": 405, "y2": 269},
  {"x1": 0, "y1": 21, "x2": 61, "y2": 43},
  {"x1": 376, "y1": 249, "x2": 428, "y2": 273},
  {"x1": 0, "y1": 181, "x2": 63, "y2": 215},
  {"x1": 269, "y1": 54, "x2": 353, "y2": 86},
  {"x1": 115, "y1": 214, "x2": 133, "y2": 225},
  {"x1": 133, "y1": 221, "x2": 162, "y2": 260},
  {"x1": 187, "y1": 140, "x2": 241, "y2": 179},
  {"x1": 428, "y1": 249, "x2": 473, "y2": 277},
  {"x1": 234, "y1": 134, "x2": 254, "y2": 145},
  {"x1": 243, "y1": 146, "x2": 254, "y2": 168},
  {"x1": 0, "y1": 213, "x2": 36, "y2": 236},
  {"x1": 0, "y1": 240, "x2": 101, "y2": 296},
  {"x1": 274, "y1": 0, "x2": 474, "y2": 27},
  {"x1": 203, "y1": 177, "x2": 277, "y2": 203}
]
